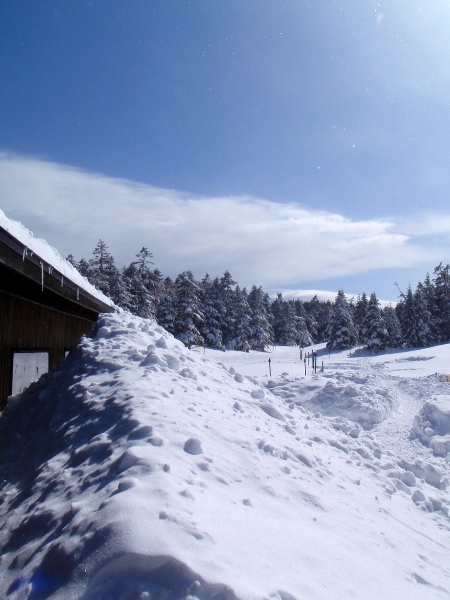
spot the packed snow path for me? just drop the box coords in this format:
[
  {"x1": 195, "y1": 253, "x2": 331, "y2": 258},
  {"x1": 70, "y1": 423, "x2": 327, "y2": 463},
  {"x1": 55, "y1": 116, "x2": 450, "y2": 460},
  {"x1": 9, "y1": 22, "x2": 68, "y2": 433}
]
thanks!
[{"x1": 0, "y1": 313, "x2": 449, "y2": 600}]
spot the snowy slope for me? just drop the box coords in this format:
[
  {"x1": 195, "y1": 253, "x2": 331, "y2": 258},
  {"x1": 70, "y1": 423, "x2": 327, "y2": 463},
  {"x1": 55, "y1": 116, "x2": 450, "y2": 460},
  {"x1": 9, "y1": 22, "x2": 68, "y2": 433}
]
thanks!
[{"x1": 0, "y1": 312, "x2": 449, "y2": 600}]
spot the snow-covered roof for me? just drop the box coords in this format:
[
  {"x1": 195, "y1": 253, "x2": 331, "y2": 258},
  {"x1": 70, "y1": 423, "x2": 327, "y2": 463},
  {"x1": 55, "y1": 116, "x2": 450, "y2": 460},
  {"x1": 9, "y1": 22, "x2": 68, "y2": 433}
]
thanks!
[{"x1": 0, "y1": 209, "x2": 114, "y2": 310}]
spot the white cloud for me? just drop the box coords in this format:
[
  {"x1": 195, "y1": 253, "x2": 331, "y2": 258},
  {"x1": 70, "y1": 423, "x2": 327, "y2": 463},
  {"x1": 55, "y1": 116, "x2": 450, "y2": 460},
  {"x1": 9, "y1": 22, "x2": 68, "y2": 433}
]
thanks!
[
  {"x1": 267, "y1": 289, "x2": 395, "y2": 307},
  {"x1": 0, "y1": 152, "x2": 444, "y2": 289}
]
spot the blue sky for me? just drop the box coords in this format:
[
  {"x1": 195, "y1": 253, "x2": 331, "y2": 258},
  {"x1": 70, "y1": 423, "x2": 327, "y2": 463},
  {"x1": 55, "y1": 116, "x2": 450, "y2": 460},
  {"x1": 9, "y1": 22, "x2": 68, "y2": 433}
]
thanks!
[{"x1": 1, "y1": 1, "x2": 450, "y2": 302}]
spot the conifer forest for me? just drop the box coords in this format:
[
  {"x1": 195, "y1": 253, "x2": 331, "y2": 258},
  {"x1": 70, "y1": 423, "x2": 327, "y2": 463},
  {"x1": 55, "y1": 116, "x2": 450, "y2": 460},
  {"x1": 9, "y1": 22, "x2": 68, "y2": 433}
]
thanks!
[{"x1": 68, "y1": 241, "x2": 450, "y2": 353}]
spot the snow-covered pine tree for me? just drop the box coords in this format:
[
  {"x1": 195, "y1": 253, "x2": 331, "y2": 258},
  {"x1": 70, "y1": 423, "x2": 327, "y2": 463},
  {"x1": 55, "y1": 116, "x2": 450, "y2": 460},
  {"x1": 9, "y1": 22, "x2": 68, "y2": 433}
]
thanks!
[
  {"x1": 147, "y1": 268, "x2": 165, "y2": 311},
  {"x1": 296, "y1": 312, "x2": 313, "y2": 347},
  {"x1": 218, "y1": 271, "x2": 237, "y2": 348},
  {"x1": 231, "y1": 286, "x2": 251, "y2": 352},
  {"x1": 277, "y1": 300, "x2": 298, "y2": 346},
  {"x1": 422, "y1": 273, "x2": 440, "y2": 344},
  {"x1": 130, "y1": 247, "x2": 156, "y2": 317},
  {"x1": 326, "y1": 290, "x2": 358, "y2": 349},
  {"x1": 248, "y1": 285, "x2": 273, "y2": 350},
  {"x1": 413, "y1": 284, "x2": 433, "y2": 347},
  {"x1": 174, "y1": 271, "x2": 204, "y2": 349},
  {"x1": 76, "y1": 257, "x2": 91, "y2": 279},
  {"x1": 363, "y1": 292, "x2": 388, "y2": 352},
  {"x1": 304, "y1": 295, "x2": 333, "y2": 343},
  {"x1": 383, "y1": 305, "x2": 403, "y2": 348},
  {"x1": 354, "y1": 293, "x2": 369, "y2": 344},
  {"x1": 156, "y1": 293, "x2": 176, "y2": 335},
  {"x1": 433, "y1": 263, "x2": 450, "y2": 342},
  {"x1": 110, "y1": 269, "x2": 133, "y2": 311},
  {"x1": 296, "y1": 298, "x2": 318, "y2": 343},
  {"x1": 66, "y1": 254, "x2": 78, "y2": 268},
  {"x1": 271, "y1": 293, "x2": 286, "y2": 344},
  {"x1": 400, "y1": 285, "x2": 418, "y2": 347},
  {"x1": 123, "y1": 262, "x2": 154, "y2": 319},
  {"x1": 89, "y1": 240, "x2": 118, "y2": 297},
  {"x1": 199, "y1": 275, "x2": 224, "y2": 349}
]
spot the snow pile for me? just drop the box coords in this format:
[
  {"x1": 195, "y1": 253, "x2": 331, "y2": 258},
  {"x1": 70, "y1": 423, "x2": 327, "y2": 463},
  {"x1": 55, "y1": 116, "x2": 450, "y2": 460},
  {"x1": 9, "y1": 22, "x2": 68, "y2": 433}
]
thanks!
[
  {"x1": 0, "y1": 209, "x2": 113, "y2": 307},
  {"x1": 411, "y1": 396, "x2": 450, "y2": 457},
  {"x1": 1, "y1": 313, "x2": 450, "y2": 599},
  {"x1": 266, "y1": 372, "x2": 398, "y2": 430}
]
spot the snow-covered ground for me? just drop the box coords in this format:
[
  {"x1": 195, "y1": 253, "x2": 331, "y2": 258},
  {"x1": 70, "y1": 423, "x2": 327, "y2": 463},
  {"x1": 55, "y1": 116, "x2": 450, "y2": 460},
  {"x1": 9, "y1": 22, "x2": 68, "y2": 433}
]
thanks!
[{"x1": 1, "y1": 312, "x2": 450, "y2": 600}]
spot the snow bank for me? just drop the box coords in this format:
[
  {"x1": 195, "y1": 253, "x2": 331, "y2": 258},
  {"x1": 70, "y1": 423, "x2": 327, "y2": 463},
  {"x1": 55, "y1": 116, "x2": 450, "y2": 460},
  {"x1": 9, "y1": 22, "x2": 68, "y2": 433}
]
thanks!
[
  {"x1": 267, "y1": 372, "x2": 398, "y2": 430},
  {"x1": 0, "y1": 313, "x2": 449, "y2": 600},
  {"x1": 411, "y1": 396, "x2": 450, "y2": 458}
]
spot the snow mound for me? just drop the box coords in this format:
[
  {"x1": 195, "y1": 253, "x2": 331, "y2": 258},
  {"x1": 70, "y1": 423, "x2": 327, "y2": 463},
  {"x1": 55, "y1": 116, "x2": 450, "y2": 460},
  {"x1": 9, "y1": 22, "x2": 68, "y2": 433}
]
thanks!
[
  {"x1": 411, "y1": 395, "x2": 450, "y2": 458},
  {"x1": 0, "y1": 313, "x2": 449, "y2": 600},
  {"x1": 268, "y1": 373, "x2": 398, "y2": 430}
]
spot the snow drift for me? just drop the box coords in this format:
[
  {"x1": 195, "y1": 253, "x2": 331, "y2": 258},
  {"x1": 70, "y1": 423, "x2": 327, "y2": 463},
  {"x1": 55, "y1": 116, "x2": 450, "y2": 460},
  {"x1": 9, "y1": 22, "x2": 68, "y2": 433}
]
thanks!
[
  {"x1": 0, "y1": 312, "x2": 450, "y2": 600},
  {"x1": 411, "y1": 396, "x2": 450, "y2": 457}
]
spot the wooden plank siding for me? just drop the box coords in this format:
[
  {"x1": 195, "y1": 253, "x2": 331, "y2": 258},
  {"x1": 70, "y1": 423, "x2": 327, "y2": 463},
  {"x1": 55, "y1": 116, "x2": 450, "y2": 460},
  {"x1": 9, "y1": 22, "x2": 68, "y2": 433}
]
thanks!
[
  {"x1": 0, "y1": 290, "x2": 95, "y2": 410},
  {"x1": 0, "y1": 225, "x2": 114, "y2": 410}
]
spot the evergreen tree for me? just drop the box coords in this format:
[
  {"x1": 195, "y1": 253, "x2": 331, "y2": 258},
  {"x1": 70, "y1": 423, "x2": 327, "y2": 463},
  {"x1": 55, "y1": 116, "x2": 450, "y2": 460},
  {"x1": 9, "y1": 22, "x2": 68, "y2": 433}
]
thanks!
[
  {"x1": 413, "y1": 285, "x2": 433, "y2": 347},
  {"x1": 110, "y1": 269, "x2": 133, "y2": 311},
  {"x1": 298, "y1": 297, "x2": 319, "y2": 343},
  {"x1": 383, "y1": 305, "x2": 403, "y2": 348},
  {"x1": 326, "y1": 290, "x2": 358, "y2": 349},
  {"x1": 200, "y1": 275, "x2": 224, "y2": 349},
  {"x1": 89, "y1": 240, "x2": 117, "y2": 296},
  {"x1": 231, "y1": 286, "x2": 251, "y2": 352},
  {"x1": 157, "y1": 294, "x2": 176, "y2": 335},
  {"x1": 305, "y1": 295, "x2": 333, "y2": 343},
  {"x1": 271, "y1": 293, "x2": 286, "y2": 344},
  {"x1": 123, "y1": 262, "x2": 154, "y2": 318},
  {"x1": 278, "y1": 300, "x2": 299, "y2": 346},
  {"x1": 130, "y1": 248, "x2": 156, "y2": 317},
  {"x1": 401, "y1": 285, "x2": 418, "y2": 347},
  {"x1": 433, "y1": 263, "x2": 450, "y2": 342},
  {"x1": 296, "y1": 312, "x2": 313, "y2": 347},
  {"x1": 354, "y1": 293, "x2": 369, "y2": 343},
  {"x1": 422, "y1": 273, "x2": 440, "y2": 344},
  {"x1": 248, "y1": 285, "x2": 273, "y2": 350},
  {"x1": 218, "y1": 271, "x2": 237, "y2": 347},
  {"x1": 66, "y1": 254, "x2": 78, "y2": 268},
  {"x1": 174, "y1": 271, "x2": 204, "y2": 348},
  {"x1": 363, "y1": 292, "x2": 388, "y2": 352},
  {"x1": 76, "y1": 257, "x2": 91, "y2": 279}
]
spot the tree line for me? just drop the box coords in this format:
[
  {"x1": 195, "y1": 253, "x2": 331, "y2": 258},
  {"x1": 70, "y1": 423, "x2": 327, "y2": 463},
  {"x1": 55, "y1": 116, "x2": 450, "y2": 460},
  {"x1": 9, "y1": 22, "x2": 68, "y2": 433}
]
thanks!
[{"x1": 67, "y1": 241, "x2": 450, "y2": 353}]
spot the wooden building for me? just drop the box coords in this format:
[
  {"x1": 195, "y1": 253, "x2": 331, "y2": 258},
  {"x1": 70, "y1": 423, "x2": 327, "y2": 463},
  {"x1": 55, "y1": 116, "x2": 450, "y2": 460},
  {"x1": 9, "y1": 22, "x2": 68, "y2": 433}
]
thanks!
[{"x1": 0, "y1": 218, "x2": 114, "y2": 410}]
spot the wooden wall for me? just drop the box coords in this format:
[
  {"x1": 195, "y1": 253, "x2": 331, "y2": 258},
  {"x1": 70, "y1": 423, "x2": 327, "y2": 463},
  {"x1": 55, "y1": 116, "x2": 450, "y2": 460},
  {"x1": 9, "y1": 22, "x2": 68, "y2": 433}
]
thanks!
[{"x1": 0, "y1": 290, "x2": 95, "y2": 410}]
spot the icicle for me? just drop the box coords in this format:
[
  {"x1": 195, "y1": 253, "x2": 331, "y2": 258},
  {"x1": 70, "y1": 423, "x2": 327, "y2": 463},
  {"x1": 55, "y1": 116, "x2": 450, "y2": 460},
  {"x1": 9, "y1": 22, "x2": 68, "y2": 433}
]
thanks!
[
  {"x1": 61, "y1": 274, "x2": 64, "y2": 287},
  {"x1": 77, "y1": 287, "x2": 80, "y2": 300},
  {"x1": 48, "y1": 266, "x2": 53, "y2": 275},
  {"x1": 40, "y1": 261, "x2": 44, "y2": 291},
  {"x1": 22, "y1": 247, "x2": 28, "y2": 261}
]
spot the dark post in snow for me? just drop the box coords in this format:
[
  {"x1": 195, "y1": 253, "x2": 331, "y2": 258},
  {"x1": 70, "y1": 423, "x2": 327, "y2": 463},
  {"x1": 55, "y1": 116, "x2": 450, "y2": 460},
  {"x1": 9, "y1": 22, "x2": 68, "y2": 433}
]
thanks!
[
  {"x1": 304, "y1": 357, "x2": 306, "y2": 376},
  {"x1": 268, "y1": 357, "x2": 272, "y2": 377},
  {"x1": 321, "y1": 361, "x2": 324, "y2": 372}
]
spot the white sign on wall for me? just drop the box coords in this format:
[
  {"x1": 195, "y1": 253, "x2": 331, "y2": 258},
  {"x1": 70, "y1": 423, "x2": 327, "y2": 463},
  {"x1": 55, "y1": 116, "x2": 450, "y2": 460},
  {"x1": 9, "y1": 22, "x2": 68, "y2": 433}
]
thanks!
[{"x1": 12, "y1": 352, "x2": 49, "y2": 395}]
